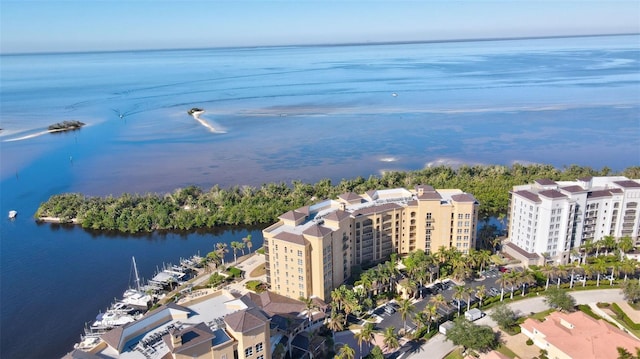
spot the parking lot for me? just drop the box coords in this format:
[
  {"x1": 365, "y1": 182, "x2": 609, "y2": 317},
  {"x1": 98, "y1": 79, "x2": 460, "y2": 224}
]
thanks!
[{"x1": 370, "y1": 271, "x2": 504, "y2": 336}]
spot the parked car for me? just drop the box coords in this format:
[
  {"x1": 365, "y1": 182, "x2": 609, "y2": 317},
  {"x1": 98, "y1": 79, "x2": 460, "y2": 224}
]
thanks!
[{"x1": 384, "y1": 305, "x2": 396, "y2": 314}]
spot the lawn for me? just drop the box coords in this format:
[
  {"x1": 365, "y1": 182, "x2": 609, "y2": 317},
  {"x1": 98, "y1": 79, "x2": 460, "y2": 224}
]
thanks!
[{"x1": 444, "y1": 347, "x2": 464, "y2": 359}]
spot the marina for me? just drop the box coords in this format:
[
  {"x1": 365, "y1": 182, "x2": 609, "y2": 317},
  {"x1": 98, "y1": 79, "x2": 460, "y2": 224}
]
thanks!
[
  {"x1": 68, "y1": 251, "x2": 275, "y2": 358},
  {"x1": 74, "y1": 255, "x2": 203, "y2": 353}
]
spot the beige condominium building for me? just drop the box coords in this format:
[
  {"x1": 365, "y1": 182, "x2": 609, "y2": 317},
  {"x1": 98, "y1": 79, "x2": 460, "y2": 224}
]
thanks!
[{"x1": 263, "y1": 185, "x2": 479, "y2": 301}]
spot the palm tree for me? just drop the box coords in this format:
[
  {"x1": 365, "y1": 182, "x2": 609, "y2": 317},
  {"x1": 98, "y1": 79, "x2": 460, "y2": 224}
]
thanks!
[
  {"x1": 580, "y1": 239, "x2": 595, "y2": 264},
  {"x1": 592, "y1": 257, "x2": 608, "y2": 287},
  {"x1": 382, "y1": 326, "x2": 399, "y2": 352},
  {"x1": 555, "y1": 265, "x2": 568, "y2": 289},
  {"x1": 540, "y1": 264, "x2": 555, "y2": 291},
  {"x1": 216, "y1": 243, "x2": 228, "y2": 266},
  {"x1": 424, "y1": 304, "x2": 438, "y2": 332},
  {"x1": 336, "y1": 344, "x2": 355, "y2": 359},
  {"x1": 519, "y1": 269, "x2": 535, "y2": 297},
  {"x1": 475, "y1": 285, "x2": 486, "y2": 308},
  {"x1": 453, "y1": 285, "x2": 466, "y2": 316},
  {"x1": 618, "y1": 236, "x2": 634, "y2": 261},
  {"x1": 619, "y1": 258, "x2": 638, "y2": 282},
  {"x1": 601, "y1": 235, "x2": 617, "y2": 256},
  {"x1": 300, "y1": 296, "x2": 318, "y2": 323},
  {"x1": 358, "y1": 272, "x2": 374, "y2": 299},
  {"x1": 331, "y1": 286, "x2": 347, "y2": 312},
  {"x1": 430, "y1": 293, "x2": 447, "y2": 309},
  {"x1": 465, "y1": 286, "x2": 475, "y2": 311},
  {"x1": 412, "y1": 311, "x2": 430, "y2": 336},
  {"x1": 327, "y1": 309, "x2": 344, "y2": 334},
  {"x1": 496, "y1": 271, "x2": 512, "y2": 301},
  {"x1": 231, "y1": 241, "x2": 241, "y2": 263},
  {"x1": 397, "y1": 298, "x2": 415, "y2": 333},
  {"x1": 243, "y1": 234, "x2": 253, "y2": 254},
  {"x1": 354, "y1": 323, "x2": 375, "y2": 359},
  {"x1": 206, "y1": 250, "x2": 222, "y2": 273}
]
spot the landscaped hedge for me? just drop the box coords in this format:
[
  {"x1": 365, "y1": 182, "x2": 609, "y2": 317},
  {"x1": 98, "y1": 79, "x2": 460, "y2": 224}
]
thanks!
[{"x1": 611, "y1": 303, "x2": 640, "y2": 330}]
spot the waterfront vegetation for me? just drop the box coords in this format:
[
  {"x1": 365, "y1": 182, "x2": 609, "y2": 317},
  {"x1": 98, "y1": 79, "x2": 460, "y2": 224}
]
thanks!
[{"x1": 34, "y1": 164, "x2": 639, "y2": 233}]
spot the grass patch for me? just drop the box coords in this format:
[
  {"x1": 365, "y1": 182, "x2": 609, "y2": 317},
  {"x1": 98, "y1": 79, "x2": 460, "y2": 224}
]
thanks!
[
  {"x1": 245, "y1": 280, "x2": 266, "y2": 293},
  {"x1": 529, "y1": 309, "x2": 555, "y2": 322},
  {"x1": 256, "y1": 247, "x2": 265, "y2": 254},
  {"x1": 496, "y1": 344, "x2": 518, "y2": 359},
  {"x1": 578, "y1": 304, "x2": 602, "y2": 320},
  {"x1": 226, "y1": 266, "x2": 243, "y2": 278},
  {"x1": 444, "y1": 347, "x2": 464, "y2": 359},
  {"x1": 249, "y1": 264, "x2": 266, "y2": 277}
]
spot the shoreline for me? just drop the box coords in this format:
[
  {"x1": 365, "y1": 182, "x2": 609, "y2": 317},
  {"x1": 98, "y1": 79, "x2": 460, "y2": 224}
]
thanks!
[{"x1": 37, "y1": 216, "x2": 79, "y2": 224}]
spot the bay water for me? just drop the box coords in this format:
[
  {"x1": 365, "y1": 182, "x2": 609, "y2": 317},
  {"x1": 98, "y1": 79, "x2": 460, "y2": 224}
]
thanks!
[{"x1": 1, "y1": 34, "x2": 639, "y2": 358}]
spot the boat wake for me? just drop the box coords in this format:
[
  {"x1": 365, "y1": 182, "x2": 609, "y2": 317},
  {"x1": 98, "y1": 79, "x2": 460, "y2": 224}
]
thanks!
[
  {"x1": 3, "y1": 130, "x2": 51, "y2": 142},
  {"x1": 191, "y1": 111, "x2": 226, "y2": 134}
]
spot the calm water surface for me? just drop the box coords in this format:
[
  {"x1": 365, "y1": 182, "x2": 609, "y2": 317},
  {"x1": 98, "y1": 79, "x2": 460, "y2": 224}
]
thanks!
[{"x1": 1, "y1": 35, "x2": 639, "y2": 358}]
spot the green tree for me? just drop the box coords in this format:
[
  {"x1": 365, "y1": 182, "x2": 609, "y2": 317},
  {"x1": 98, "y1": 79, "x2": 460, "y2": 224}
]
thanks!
[
  {"x1": 544, "y1": 288, "x2": 576, "y2": 312},
  {"x1": 397, "y1": 298, "x2": 415, "y2": 333},
  {"x1": 243, "y1": 234, "x2": 253, "y2": 254},
  {"x1": 445, "y1": 317, "x2": 498, "y2": 353},
  {"x1": 623, "y1": 281, "x2": 640, "y2": 304},
  {"x1": 490, "y1": 302, "x2": 518, "y2": 332},
  {"x1": 365, "y1": 346, "x2": 384, "y2": 359},
  {"x1": 231, "y1": 241, "x2": 242, "y2": 263},
  {"x1": 336, "y1": 344, "x2": 356, "y2": 359},
  {"x1": 355, "y1": 323, "x2": 375, "y2": 359},
  {"x1": 382, "y1": 326, "x2": 400, "y2": 352},
  {"x1": 327, "y1": 309, "x2": 345, "y2": 335}
]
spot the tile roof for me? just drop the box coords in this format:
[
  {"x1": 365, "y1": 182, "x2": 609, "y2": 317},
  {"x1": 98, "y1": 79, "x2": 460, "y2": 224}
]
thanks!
[
  {"x1": 513, "y1": 190, "x2": 541, "y2": 203},
  {"x1": 521, "y1": 311, "x2": 640, "y2": 359},
  {"x1": 417, "y1": 191, "x2": 442, "y2": 200},
  {"x1": 303, "y1": 224, "x2": 333, "y2": 237},
  {"x1": 450, "y1": 193, "x2": 477, "y2": 203},
  {"x1": 172, "y1": 322, "x2": 216, "y2": 355},
  {"x1": 504, "y1": 242, "x2": 541, "y2": 260},
  {"x1": 224, "y1": 307, "x2": 269, "y2": 333},
  {"x1": 416, "y1": 184, "x2": 435, "y2": 192},
  {"x1": 323, "y1": 209, "x2": 350, "y2": 222},
  {"x1": 337, "y1": 192, "x2": 362, "y2": 202},
  {"x1": 273, "y1": 231, "x2": 307, "y2": 246},
  {"x1": 614, "y1": 180, "x2": 640, "y2": 188},
  {"x1": 538, "y1": 189, "x2": 567, "y2": 199},
  {"x1": 280, "y1": 210, "x2": 306, "y2": 222},
  {"x1": 587, "y1": 190, "x2": 613, "y2": 199},
  {"x1": 535, "y1": 179, "x2": 557, "y2": 185},
  {"x1": 560, "y1": 185, "x2": 584, "y2": 193}
]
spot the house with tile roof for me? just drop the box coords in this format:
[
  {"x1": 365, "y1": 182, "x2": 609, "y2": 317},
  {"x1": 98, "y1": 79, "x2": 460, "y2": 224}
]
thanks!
[{"x1": 520, "y1": 310, "x2": 640, "y2": 359}]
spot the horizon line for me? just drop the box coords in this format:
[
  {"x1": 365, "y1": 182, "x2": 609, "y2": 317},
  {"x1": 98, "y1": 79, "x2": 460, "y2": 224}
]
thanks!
[{"x1": 2, "y1": 32, "x2": 638, "y2": 57}]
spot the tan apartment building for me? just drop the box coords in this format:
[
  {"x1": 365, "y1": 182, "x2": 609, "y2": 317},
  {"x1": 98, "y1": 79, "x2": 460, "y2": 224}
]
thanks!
[{"x1": 263, "y1": 185, "x2": 479, "y2": 301}]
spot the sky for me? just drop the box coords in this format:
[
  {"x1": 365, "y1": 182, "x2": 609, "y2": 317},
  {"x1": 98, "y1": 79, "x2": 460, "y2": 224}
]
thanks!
[{"x1": 1, "y1": 0, "x2": 639, "y2": 54}]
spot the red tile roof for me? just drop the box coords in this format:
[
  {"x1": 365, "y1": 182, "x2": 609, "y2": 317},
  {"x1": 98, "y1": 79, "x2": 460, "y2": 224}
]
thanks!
[{"x1": 521, "y1": 311, "x2": 640, "y2": 359}]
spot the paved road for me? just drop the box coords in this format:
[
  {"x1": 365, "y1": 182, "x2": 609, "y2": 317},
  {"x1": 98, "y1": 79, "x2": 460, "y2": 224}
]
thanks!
[{"x1": 402, "y1": 288, "x2": 624, "y2": 359}]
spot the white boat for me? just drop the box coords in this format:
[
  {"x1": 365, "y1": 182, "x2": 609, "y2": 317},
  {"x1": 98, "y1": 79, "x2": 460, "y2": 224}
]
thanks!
[
  {"x1": 122, "y1": 257, "x2": 152, "y2": 309},
  {"x1": 8, "y1": 210, "x2": 17, "y2": 219}
]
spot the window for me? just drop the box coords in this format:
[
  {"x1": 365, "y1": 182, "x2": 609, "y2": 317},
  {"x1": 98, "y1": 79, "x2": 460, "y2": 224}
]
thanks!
[
  {"x1": 297, "y1": 250, "x2": 303, "y2": 257},
  {"x1": 256, "y1": 343, "x2": 263, "y2": 353},
  {"x1": 257, "y1": 355, "x2": 264, "y2": 359},
  {"x1": 465, "y1": 213, "x2": 470, "y2": 219},
  {"x1": 298, "y1": 267, "x2": 303, "y2": 274},
  {"x1": 298, "y1": 275, "x2": 304, "y2": 281},
  {"x1": 245, "y1": 347, "x2": 253, "y2": 357},
  {"x1": 298, "y1": 259, "x2": 303, "y2": 265}
]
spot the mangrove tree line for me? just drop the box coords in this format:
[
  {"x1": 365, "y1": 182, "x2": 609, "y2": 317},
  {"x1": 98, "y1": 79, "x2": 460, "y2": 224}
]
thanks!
[{"x1": 35, "y1": 164, "x2": 639, "y2": 233}]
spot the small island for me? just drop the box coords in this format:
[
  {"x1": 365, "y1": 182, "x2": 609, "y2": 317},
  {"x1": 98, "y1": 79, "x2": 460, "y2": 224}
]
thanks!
[
  {"x1": 187, "y1": 108, "x2": 204, "y2": 115},
  {"x1": 48, "y1": 120, "x2": 85, "y2": 132}
]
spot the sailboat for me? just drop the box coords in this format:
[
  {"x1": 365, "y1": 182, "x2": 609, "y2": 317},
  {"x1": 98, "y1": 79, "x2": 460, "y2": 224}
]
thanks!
[{"x1": 121, "y1": 257, "x2": 153, "y2": 309}]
